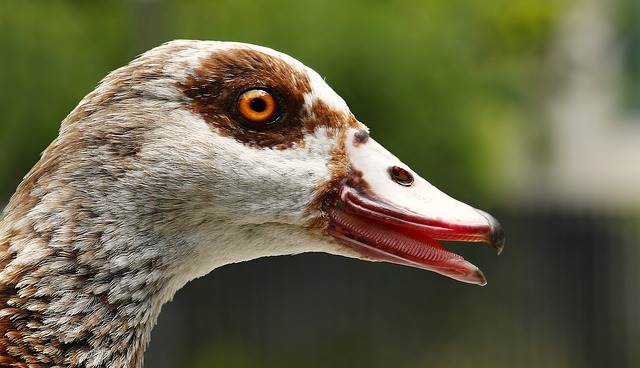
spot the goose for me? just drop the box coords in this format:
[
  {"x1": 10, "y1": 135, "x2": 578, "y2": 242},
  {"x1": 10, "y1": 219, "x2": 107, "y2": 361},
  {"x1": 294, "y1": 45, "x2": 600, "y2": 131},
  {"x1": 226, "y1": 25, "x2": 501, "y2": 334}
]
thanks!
[{"x1": 0, "y1": 40, "x2": 504, "y2": 367}]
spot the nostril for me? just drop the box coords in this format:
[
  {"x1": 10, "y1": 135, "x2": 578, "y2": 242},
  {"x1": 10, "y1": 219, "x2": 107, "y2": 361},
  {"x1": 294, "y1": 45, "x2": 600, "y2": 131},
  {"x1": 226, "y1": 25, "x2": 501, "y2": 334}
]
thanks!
[{"x1": 389, "y1": 165, "x2": 414, "y2": 186}]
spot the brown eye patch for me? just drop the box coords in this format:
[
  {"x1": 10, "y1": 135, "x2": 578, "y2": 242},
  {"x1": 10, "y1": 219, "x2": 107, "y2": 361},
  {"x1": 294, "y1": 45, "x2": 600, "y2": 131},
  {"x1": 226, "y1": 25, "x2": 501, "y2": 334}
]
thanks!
[{"x1": 178, "y1": 48, "x2": 313, "y2": 149}]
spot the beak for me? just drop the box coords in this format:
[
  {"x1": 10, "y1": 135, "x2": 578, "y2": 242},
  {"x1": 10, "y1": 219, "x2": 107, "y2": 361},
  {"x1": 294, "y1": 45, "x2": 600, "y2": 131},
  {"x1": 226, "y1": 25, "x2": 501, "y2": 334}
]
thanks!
[{"x1": 324, "y1": 129, "x2": 504, "y2": 286}]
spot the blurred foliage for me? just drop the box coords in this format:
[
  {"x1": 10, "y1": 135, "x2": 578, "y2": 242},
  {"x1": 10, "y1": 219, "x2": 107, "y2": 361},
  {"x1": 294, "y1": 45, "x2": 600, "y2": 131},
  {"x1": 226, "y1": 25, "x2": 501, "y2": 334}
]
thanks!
[
  {"x1": 0, "y1": 0, "x2": 565, "y2": 208},
  {"x1": 614, "y1": 0, "x2": 640, "y2": 113}
]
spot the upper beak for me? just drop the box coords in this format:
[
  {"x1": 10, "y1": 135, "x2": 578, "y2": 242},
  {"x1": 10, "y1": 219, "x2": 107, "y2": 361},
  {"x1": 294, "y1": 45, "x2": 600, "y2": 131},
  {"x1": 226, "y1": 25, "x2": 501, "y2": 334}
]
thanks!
[{"x1": 324, "y1": 129, "x2": 504, "y2": 286}]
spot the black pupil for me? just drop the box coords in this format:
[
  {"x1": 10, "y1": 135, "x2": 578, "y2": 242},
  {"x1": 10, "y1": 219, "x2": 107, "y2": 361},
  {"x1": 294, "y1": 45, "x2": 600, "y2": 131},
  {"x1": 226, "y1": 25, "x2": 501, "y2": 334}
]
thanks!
[{"x1": 250, "y1": 98, "x2": 267, "y2": 112}]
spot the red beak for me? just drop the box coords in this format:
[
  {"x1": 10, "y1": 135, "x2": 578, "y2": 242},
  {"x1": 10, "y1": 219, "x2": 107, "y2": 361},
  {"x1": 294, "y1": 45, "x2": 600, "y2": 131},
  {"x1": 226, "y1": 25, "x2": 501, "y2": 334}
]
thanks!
[{"x1": 324, "y1": 129, "x2": 504, "y2": 286}]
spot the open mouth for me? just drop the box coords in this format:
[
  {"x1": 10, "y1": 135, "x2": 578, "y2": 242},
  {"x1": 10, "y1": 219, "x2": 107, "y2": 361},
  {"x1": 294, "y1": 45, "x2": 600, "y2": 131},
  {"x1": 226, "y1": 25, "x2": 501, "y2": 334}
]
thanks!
[
  {"x1": 323, "y1": 128, "x2": 504, "y2": 285},
  {"x1": 325, "y1": 185, "x2": 504, "y2": 286}
]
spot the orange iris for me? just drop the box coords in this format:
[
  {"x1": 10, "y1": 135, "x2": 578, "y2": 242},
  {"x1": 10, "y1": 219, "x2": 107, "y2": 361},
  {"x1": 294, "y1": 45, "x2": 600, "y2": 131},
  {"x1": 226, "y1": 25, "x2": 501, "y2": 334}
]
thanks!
[{"x1": 237, "y1": 89, "x2": 278, "y2": 124}]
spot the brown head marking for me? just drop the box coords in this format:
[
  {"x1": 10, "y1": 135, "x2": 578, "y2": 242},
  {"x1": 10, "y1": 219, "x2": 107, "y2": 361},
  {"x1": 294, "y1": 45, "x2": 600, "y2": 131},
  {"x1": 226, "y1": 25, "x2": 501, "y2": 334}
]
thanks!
[{"x1": 178, "y1": 47, "x2": 361, "y2": 150}]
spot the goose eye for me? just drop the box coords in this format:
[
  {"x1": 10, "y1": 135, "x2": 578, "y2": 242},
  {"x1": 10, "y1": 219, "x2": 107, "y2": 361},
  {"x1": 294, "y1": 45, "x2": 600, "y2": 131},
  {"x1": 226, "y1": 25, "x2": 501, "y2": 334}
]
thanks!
[
  {"x1": 390, "y1": 165, "x2": 414, "y2": 186},
  {"x1": 237, "y1": 89, "x2": 279, "y2": 125}
]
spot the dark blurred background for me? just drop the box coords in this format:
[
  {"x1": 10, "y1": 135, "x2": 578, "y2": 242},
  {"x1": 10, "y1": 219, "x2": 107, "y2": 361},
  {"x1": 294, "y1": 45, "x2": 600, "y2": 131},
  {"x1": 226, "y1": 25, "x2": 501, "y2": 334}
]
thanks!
[{"x1": 1, "y1": 0, "x2": 639, "y2": 367}]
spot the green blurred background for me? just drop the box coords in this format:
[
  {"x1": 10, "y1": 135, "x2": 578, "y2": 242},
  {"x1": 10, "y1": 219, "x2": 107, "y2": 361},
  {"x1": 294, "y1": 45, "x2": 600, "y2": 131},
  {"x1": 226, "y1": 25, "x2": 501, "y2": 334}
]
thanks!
[{"x1": 1, "y1": 0, "x2": 639, "y2": 367}]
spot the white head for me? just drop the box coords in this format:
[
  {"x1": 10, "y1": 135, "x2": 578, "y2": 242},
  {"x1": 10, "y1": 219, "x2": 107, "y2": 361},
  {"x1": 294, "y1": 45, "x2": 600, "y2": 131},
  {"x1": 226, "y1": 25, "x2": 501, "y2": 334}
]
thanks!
[{"x1": 0, "y1": 40, "x2": 503, "y2": 367}]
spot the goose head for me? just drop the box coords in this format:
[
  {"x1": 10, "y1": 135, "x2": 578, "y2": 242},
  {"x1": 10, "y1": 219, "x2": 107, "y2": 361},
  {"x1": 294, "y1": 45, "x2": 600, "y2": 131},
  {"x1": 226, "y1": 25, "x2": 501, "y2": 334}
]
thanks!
[{"x1": 0, "y1": 40, "x2": 503, "y2": 367}]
